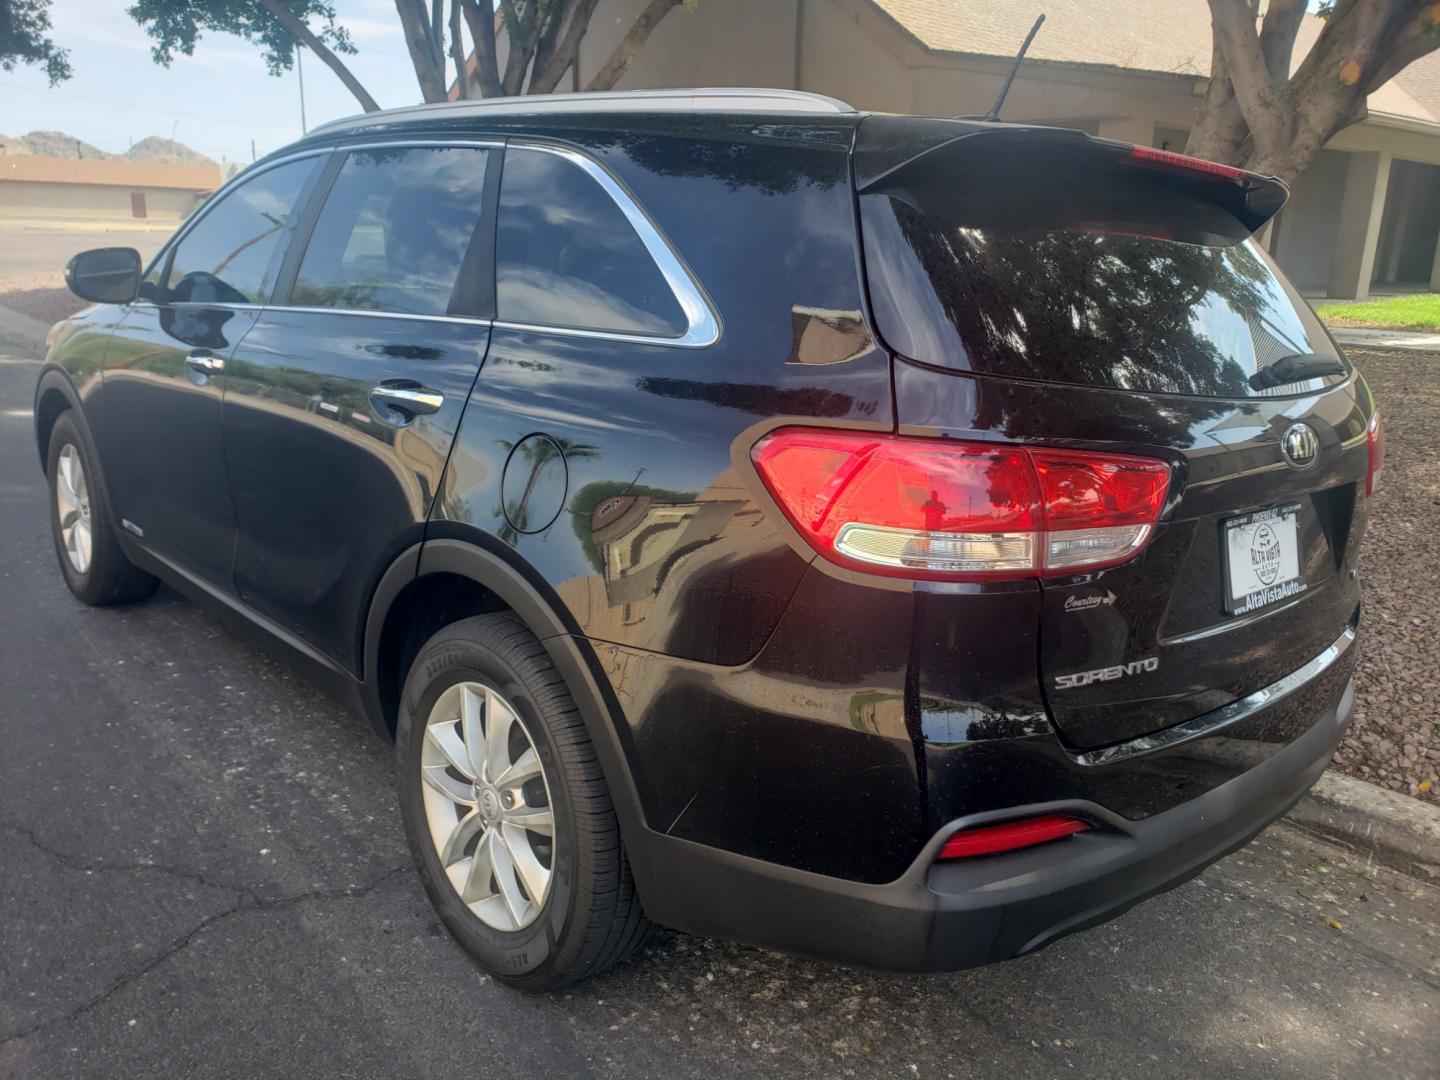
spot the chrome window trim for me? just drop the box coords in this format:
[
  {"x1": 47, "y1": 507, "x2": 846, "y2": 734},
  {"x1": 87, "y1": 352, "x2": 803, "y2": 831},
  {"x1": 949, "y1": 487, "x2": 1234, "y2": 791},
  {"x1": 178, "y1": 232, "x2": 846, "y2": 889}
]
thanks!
[
  {"x1": 256, "y1": 305, "x2": 494, "y2": 329},
  {"x1": 495, "y1": 141, "x2": 721, "y2": 349},
  {"x1": 136, "y1": 137, "x2": 719, "y2": 347},
  {"x1": 1070, "y1": 623, "x2": 1357, "y2": 767}
]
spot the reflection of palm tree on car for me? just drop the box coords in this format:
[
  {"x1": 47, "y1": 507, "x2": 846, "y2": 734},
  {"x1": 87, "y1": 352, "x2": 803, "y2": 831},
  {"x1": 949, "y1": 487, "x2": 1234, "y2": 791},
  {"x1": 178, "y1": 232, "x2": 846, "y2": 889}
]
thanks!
[{"x1": 493, "y1": 436, "x2": 599, "y2": 545}]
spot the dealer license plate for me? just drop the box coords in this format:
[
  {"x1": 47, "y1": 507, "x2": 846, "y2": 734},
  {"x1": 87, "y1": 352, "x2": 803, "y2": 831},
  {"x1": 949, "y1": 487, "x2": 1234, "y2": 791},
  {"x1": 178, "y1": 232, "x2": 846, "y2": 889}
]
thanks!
[{"x1": 1223, "y1": 503, "x2": 1305, "y2": 615}]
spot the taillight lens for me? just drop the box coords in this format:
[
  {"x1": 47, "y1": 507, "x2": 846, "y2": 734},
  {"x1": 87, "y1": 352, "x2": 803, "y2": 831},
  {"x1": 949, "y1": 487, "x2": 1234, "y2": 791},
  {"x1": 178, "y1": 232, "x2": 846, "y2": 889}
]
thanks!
[
  {"x1": 751, "y1": 429, "x2": 1170, "y2": 580},
  {"x1": 1366, "y1": 410, "x2": 1384, "y2": 497},
  {"x1": 937, "y1": 814, "x2": 1089, "y2": 861}
]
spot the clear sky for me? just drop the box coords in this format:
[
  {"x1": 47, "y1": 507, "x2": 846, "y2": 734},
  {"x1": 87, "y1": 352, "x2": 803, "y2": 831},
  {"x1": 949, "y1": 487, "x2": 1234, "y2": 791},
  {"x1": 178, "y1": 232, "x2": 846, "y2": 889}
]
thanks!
[{"x1": 0, "y1": 0, "x2": 434, "y2": 165}]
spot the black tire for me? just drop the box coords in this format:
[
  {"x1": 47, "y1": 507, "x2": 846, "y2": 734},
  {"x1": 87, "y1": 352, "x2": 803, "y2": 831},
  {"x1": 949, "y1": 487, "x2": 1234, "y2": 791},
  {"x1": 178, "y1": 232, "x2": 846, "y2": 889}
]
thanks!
[
  {"x1": 45, "y1": 411, "x2": 159, "y2": 607},
  {"x1": 395, "y1": 612, "x2": 649, "y2": 990}
]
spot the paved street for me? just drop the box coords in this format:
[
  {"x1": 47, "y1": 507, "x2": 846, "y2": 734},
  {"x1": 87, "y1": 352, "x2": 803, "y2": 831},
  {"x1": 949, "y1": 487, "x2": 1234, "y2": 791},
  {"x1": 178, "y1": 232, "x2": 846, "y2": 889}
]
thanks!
[
  {"x1": 0, "y1": 225, "x2": 170, "y2": 279},
  {"x1": 1, "y1": 343, "x2": 1437, "y2": 1080}
]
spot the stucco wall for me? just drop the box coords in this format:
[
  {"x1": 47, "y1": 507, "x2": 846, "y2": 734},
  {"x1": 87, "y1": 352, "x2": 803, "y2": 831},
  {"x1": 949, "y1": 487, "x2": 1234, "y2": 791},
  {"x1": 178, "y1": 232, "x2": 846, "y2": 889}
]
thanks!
[
  {"x1": 1271, "y1": 150, "x2": 1349, "y2": 292},
  {"x1": 0, "y1": 181, "x2": 199, "y2": 221}
]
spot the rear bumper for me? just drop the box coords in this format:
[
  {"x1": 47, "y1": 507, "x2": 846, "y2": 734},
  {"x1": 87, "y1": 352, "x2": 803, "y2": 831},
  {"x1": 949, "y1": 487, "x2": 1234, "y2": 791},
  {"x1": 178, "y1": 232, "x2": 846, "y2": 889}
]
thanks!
[{"x1": 634, "y1": 674, "x2": 1354, "y2": 972}]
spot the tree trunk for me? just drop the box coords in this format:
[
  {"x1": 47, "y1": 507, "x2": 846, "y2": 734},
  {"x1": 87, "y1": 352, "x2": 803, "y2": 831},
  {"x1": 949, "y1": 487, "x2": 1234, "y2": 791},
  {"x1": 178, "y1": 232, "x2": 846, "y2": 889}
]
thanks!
[
  {"x1": 395, "y1": 0, "x2": 448, "y2": 102},
  {"x1": 587, "y1": 0, "x2": 683, "y2": 91},
  {"x1": 449, "y1": 0, "x2": 471, "y2": 99},
  {"x1": 460, "y1": 0, "x2": 504, "y2": 97},
  {"x1": 529, "y1": 0, "x2": 601, "y2": 94},
  {"x1": 255, "y1": 0, "x2": 379, "y2": 112}
]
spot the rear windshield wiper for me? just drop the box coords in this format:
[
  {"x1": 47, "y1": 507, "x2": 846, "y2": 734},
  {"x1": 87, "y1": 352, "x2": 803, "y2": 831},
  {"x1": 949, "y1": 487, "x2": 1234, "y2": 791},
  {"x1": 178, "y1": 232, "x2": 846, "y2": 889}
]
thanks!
[{"x1": 1248, "y1": 353, "x2": 1347, "y2": 391}]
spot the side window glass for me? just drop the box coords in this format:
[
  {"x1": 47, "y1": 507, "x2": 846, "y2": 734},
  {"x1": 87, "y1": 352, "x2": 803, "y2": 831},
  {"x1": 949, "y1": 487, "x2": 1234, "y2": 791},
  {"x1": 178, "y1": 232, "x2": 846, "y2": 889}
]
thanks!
[
  {"x1": 164, "y1": 157, "x2": 317, "y2": 304},
  {"x1": 496, "y1": 148, "x2": 686, "y2": 337},
  {"x1": 290, "y1": 146, "x2": 491, "y2": 317}
]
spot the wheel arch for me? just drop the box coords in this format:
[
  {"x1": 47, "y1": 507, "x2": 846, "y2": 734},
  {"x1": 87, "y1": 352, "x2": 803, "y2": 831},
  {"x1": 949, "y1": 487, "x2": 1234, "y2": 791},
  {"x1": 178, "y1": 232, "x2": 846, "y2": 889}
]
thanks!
[
  {"x1": 33, "y1": 365, "x2": 85, "y2": 471},
  {"x1": 361, "y1": 535, "x2": 656, "y2": 847}
]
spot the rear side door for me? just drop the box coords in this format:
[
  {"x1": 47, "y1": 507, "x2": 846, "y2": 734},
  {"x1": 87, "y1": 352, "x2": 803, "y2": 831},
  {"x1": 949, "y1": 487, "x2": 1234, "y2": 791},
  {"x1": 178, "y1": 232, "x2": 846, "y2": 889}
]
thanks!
[
  {"x1": 220, "y1": 141, "x2": 498, "y2": 672},
  {"x1": 97, "y1": 153, "x2": 324, "y2": 589}
]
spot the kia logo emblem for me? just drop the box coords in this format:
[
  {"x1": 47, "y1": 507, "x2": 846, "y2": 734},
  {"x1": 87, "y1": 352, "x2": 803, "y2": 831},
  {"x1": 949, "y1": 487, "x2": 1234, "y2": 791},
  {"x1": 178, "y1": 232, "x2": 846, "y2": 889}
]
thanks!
[{"x1": 1280, "y1": 422, "x2": 1320, "y2": 468}]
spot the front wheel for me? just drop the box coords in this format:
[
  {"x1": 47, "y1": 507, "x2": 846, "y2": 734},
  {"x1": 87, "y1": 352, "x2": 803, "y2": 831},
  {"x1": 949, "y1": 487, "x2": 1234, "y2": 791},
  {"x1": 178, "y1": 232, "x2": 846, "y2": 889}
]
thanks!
[
  {"x1": 45, "y1": 411, "x2": 158, "y2": 606},
  {"x1": 395, "y1": 613, "x2": 648, "y2": 990}
]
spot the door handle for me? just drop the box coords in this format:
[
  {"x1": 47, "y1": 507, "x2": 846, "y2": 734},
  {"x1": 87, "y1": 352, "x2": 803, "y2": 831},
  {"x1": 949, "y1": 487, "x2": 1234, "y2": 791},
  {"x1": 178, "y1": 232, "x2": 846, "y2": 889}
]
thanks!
[
  {"x1": 369, "y1": 382, "x2": 444, "y2": 421},
  {"x1": 184, "y1": 352, "x2": 225, "y2": 377}
]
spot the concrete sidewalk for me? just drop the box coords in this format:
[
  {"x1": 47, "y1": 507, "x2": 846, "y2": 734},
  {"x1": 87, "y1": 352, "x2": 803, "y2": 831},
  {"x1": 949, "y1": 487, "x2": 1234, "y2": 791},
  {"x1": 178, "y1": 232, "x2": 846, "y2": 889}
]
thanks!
[{"x1": 1329, "y1": 326, "x2": 1440, "y2": 352}]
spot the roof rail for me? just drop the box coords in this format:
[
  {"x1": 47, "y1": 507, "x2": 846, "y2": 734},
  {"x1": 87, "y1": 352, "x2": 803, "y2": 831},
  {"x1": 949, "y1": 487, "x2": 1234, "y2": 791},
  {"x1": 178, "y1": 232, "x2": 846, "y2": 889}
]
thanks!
[{"x1": 309, "y1": 88, "x2": 856, "y2": 137}]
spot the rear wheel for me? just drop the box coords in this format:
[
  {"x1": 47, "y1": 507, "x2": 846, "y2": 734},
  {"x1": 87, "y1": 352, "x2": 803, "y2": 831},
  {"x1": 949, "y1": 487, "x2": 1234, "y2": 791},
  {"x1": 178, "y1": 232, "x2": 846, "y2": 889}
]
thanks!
[
  {"x1": 46, "y1": 412, "x2": 158, "y2": 606},
  {"x1": 395, "y1": 613, "x2": 648, "y2": 990}
]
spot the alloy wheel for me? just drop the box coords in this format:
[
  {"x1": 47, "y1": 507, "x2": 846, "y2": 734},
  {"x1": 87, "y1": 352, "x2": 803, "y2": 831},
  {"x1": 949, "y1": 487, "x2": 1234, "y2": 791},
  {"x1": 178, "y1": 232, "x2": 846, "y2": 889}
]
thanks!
[
  {"x1": 55, "y1": 444, "x2": 93, "y2": 575},
  {"x1": 419, "y1": 681, "x2": 556, "y2": 931}
]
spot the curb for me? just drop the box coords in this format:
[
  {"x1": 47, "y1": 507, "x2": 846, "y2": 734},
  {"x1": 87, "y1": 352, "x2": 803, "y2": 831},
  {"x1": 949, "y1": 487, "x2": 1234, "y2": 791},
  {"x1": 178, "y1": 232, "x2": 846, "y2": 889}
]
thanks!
[
  {"x1": 1286, "y1": 771, "x2": 1440, "y2": 881},
  {"x1": 0, "y1": 304, "x2": 50, "y2": 356}
]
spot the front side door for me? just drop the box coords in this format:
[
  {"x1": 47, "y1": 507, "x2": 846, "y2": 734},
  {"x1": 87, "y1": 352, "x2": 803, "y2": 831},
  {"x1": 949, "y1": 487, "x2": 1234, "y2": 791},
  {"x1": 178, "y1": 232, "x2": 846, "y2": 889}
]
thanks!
[
  {"x1": 97, "y1": 154, "x2": 324, "y2": 588},
  {"x1": 221, "y1": 143, "x2": 497, "y2": 671}
]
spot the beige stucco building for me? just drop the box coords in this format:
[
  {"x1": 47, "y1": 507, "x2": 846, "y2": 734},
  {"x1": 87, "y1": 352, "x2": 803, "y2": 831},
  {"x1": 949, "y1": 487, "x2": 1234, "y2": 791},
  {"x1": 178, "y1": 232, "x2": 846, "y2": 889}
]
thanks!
[
  {"x1": 545, "y1": 0, "x2": 1440, "y2": 300},
  {"x1": 0, "y1": 156, "x2": 221, "y2": 223}
]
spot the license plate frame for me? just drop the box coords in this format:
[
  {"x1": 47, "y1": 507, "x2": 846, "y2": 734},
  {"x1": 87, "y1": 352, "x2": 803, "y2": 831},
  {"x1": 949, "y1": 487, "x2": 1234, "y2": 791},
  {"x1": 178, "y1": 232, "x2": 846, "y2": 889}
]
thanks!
[{"x1": 1222, "y1": 503, "x2": 1305, "y2": 616}]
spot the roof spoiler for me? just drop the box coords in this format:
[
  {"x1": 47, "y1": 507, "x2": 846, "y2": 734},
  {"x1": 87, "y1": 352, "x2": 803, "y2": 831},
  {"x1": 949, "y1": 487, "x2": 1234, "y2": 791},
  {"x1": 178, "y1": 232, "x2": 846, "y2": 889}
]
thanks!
[{"x1": 854, "y1": 118, "x2": 1289, "y2": 236}]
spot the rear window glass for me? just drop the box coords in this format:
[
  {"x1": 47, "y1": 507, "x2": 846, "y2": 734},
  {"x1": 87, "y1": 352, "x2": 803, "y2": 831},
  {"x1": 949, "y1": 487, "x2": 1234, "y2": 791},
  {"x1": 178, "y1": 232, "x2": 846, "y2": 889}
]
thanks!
[
  {"x1": 860, "y1": 193, "x2": 1343, "y2": 398},
  {"x1": 291, "y1": 146, "x2": 491, "y2": 317},
  {"x1": 496, "y1": 147, "x2": 686, "y2": 337}
]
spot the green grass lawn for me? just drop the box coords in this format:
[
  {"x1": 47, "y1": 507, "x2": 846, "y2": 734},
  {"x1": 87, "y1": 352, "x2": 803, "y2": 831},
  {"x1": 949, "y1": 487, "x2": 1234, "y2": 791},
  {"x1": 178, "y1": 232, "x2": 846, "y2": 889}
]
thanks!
[{"x1": 1316, "y1": 293, "x2": 1440, "y2": 332}]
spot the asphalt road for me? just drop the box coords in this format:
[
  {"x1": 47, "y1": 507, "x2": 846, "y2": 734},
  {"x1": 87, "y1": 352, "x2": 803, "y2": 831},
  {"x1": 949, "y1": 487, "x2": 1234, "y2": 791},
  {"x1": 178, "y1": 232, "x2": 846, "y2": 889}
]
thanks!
[
  {"x1": 1, "y1": 343, "x2": 1437, "y2": 1080},
  {"x1": 0, "y1": 226, "x2": 169, "y2": 278}
]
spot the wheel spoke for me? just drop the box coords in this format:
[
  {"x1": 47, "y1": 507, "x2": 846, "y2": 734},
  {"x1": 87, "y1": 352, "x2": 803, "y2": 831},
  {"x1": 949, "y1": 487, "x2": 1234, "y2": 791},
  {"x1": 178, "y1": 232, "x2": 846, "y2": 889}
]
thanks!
[
  {"x1": 504, "y1": 802, "x2": 554, "y2": 838},
  {"x1": 493, "y1": 746, "x2": 541, "y2": 790},
  {"x1": 461, "y1": 829, "x2": 497, "y2": 904},
  {"x1": 74, "y1": 519, "x2": 92, "y2": 572},
  {"x1": 426, "y1": 719, "x2": 476, "y2": 781},
  {"x1": 502, "y1": 822, "x2": 550, "y2": 902},
  {"x1": 460, "y1": 685, "x2": 487, "y2": 780},
  {"x1": 439, "y1": 809, "x2": 483, "y2": 866},
  {"x1": 421, "y1": 763, "x2": 475, "y2": 805},
  {"x1": 488, "y1": 829, "x2": 529, "y2": 927},
  {"x1": 483, "y1": 687, "x2": 517, "y2": 783}
]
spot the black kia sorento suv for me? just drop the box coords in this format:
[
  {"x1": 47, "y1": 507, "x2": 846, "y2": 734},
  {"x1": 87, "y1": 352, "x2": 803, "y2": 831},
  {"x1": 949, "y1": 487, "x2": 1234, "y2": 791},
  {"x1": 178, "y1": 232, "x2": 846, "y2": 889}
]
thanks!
[{"x1": 36, "y1": 89, "x2": 1381, "y2": 990}]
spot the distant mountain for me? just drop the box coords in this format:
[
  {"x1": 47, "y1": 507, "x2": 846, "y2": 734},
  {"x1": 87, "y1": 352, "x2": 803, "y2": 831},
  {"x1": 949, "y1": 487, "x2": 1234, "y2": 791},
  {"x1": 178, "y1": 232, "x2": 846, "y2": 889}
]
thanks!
[
  {"x1": 8, "y1": 131, "x2": 112, "y2": 159},
  {"x1": 124, "y1": 136, "x2": 214, "y2": 165},
  {"x1": 0, "y1": 131, "x2": 213, "y2": 165}
]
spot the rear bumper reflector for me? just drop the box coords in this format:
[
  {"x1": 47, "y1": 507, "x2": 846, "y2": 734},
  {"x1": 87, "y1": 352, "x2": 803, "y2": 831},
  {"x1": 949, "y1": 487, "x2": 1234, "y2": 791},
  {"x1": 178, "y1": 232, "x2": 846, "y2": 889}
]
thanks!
[{"x1": 937, "y1": 814, "x2": 1089, "y2": 860}]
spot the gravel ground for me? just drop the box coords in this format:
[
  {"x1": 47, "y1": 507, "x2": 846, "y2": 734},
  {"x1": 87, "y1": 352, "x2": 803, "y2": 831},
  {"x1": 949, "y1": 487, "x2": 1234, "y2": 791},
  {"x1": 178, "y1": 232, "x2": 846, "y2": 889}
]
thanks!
[
  {"x1": 0, "y1": 287, "x2": 1433, "y2": 804},
  {"x1": 1339, "y1": 349, "x2": 1439, "y2": 804},
  {"x1": 0, "y1": 274, "x2": 86, "y2": 326}
]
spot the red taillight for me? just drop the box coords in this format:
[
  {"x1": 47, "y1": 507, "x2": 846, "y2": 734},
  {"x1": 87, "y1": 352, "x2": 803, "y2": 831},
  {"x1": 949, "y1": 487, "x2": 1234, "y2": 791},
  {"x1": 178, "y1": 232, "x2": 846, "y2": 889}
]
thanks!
[
  {"x1": 937, "y1": 814, "x2": 1089, "y2": 861},
  {"x1": 1123, "y1": 144, "x2": 1250, "y2": 183},
  {"x1": 750, "y1": 429, "x2": 1170, "y2": 580},
  {"x1": 1366, "y1": 410, "x2": 1384, "y2": 497}
]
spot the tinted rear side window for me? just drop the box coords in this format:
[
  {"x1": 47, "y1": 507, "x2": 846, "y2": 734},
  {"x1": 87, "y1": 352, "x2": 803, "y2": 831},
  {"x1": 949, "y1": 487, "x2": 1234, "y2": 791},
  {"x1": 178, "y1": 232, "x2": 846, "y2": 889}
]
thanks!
[
  {"x1": 162, "y1": 157, "x2": 317, "y2": 304},
  {"x1": 860, "y1": 185, "x2": 1342, "y2": 399},
  {"x1": 291, "y1": 146, "x2": 491, "y2": 317},
  {"x1": 496, "y1": 147, "x2": 686, "y2": 337}
]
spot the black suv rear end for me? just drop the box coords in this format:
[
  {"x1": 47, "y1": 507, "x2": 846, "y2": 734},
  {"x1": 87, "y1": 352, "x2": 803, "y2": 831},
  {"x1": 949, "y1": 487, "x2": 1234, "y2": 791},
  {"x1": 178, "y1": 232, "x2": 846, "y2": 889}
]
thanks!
[{"x1": 38, "y1": 91, "x2": 1377, "y2": 988}]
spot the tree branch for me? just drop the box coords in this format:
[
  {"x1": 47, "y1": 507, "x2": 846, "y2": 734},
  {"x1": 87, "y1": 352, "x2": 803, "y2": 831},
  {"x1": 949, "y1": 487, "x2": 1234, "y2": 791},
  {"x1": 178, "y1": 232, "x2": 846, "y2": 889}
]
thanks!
[
  {"x1": 530, "y1": 0, "x2": 601, "y2": 94},
  {"x1": 1206, "y1": 0, "x2": 1289, "y2": 152},
  {"x1": 459, "y1": 0, "x2": 504, "y2": 97},
  {"x1": 395, "y1": 0, "x2": 448, "y2": 101},
  {"x1": 498, "y1": 0, "x2": 540, "y2": 95},
  {"x1": 1258, "y1": 0, "x2": 1306, "y2": 82},
  {"x1": 587, "y1": 0, "x2": 682, "y2": 91},
  {"x1": 255, "y1": 0, "x2": 379, "y2": 112},
  {"x1": 1366, "y1": 4, "x2": 1440, "y2": 91},
  {"x1": 449, "y1": 0, "x2": 471, "y2": 98}
]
